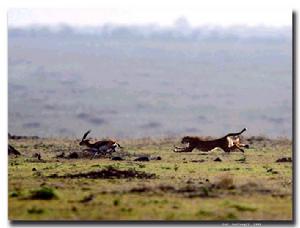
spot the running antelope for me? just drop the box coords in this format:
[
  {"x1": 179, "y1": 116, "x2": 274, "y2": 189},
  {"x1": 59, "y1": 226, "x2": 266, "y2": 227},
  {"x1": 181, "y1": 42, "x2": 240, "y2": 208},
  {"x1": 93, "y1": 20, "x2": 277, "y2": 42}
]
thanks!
[{"x1": 79, "y1": 130, "x2": 122, "y2": 159}]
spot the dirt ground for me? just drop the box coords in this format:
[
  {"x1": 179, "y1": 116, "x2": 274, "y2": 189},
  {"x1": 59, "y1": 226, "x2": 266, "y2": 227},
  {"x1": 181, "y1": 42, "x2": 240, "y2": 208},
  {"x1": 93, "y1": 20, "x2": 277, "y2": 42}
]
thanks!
[{"x1": 8, "y1": 136, "x2": 293, "y2": 221}]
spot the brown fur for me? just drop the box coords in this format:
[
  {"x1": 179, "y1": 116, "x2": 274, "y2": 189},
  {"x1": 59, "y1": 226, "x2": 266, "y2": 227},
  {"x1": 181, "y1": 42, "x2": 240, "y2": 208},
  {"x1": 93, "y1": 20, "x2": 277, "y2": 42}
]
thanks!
[
  {"x1": 174, "y1": 128, "x2": 249, "y2": 153},
  {"x1": 79, "y1": 130, "x2": 122, "y2": 159}
]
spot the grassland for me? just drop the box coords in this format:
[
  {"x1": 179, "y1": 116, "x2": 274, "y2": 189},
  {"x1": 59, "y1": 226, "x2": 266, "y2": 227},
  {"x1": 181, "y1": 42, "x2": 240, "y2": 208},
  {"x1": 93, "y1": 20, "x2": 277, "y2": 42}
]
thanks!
[{"x1": 8, "y1": 136, "x2": 292, "y2": 221}]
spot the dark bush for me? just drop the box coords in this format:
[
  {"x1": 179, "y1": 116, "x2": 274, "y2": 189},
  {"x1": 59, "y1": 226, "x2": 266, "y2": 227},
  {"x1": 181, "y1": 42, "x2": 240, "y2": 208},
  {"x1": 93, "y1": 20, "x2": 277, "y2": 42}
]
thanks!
[{"x1": 29, "y1": 187, "x2": 57, "y2": 200}]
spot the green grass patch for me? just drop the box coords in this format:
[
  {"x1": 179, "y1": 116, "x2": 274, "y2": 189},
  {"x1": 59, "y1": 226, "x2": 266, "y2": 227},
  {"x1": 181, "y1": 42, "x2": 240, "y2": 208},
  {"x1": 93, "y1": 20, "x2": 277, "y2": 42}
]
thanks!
[
  {"x1": 230, "y1": 203, "x2": 257, "y2": 212},
  {"x1": 196, "y1": 209, "x2": 214, "y2": 217},
  {"x1": 27, "y1": 207, "x2": 44, "y2": 214}
]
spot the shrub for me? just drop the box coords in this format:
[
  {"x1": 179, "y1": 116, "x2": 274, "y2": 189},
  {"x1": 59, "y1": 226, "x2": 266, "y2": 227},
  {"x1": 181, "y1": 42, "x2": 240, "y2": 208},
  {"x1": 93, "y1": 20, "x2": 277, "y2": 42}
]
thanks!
[
  {"x1": 27, "y1": 207, "x2": 44, "y2": 214},
  {"x1": 215, "y1": 175, "x2": 234, "y2": 189},
  {"x1": 113, "y1": 199, "x2": 120, "y2": 206},
  {"x1": 29, "y1": 187, "x2": 57, "y2": 200},
  {"x1": 10, "y1": 191, "x2": 19, "y2": 197}
]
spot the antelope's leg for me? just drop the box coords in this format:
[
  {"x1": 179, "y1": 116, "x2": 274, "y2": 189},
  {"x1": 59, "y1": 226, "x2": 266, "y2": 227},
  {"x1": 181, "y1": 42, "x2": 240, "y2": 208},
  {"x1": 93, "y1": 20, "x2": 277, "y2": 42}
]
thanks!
[
  {"x1": 173, "y1": 146, "x2": 194, "y2": 152},
  {"x1": 97, "y1": 145, "x2": 111, "y2": 156},
  {"x1": 173, "y1": 145, "x2": 185, "y2": 152},
  {"x1": 90, "y1": 150, "x2": 99, "y2": 160},
  {"x1": 104, "y1": 148, "x2": 114, "y2": 156}
]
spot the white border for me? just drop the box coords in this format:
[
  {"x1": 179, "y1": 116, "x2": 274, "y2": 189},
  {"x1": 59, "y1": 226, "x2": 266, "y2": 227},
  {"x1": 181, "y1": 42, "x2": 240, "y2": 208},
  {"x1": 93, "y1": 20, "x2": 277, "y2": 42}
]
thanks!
[{"x1": 1, "y1": 1, "x2": 298, "y2": 228}]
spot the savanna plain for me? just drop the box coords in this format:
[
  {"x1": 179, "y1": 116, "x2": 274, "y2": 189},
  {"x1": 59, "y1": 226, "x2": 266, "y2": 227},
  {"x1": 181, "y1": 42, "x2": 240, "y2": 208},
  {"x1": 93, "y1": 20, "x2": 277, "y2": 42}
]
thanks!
[{"x1": 8, "y1": 136, "x2": 292, "y2": 221}]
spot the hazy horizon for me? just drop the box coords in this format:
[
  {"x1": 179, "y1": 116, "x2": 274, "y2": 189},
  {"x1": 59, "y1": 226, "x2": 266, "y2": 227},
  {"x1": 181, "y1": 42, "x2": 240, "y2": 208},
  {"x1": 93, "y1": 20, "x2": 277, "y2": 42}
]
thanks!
[{"x1": 8, "y1": 10, "x2": 293, "y2": 139}]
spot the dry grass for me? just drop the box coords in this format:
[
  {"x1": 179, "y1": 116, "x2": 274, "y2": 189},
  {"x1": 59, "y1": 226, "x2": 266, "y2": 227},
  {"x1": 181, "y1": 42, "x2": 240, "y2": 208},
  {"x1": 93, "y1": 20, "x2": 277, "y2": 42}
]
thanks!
[{"x1": 8, "y1": 136, "x2": 292, "y2": 221}]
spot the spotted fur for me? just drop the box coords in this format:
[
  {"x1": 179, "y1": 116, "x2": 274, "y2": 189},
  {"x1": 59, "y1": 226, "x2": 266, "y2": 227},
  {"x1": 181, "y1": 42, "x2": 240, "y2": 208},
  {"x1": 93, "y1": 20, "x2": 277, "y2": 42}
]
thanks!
[{"x1": 174, "y1": 128, "x2": 249, "y2": 153}]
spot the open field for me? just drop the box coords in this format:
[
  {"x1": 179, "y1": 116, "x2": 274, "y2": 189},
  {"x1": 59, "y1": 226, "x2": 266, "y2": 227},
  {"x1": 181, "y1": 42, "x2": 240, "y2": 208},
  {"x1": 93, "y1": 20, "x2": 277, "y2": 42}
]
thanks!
[{"x1": 8, "y1": 136, "x2": 292, "y2": 221}]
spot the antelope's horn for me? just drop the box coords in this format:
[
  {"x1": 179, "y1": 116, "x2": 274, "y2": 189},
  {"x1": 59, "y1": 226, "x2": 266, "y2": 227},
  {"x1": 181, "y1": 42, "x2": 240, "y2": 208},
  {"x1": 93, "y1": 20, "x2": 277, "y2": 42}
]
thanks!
[{"x1": 81, "y1": 130, "x2": 91, "y2": 141}]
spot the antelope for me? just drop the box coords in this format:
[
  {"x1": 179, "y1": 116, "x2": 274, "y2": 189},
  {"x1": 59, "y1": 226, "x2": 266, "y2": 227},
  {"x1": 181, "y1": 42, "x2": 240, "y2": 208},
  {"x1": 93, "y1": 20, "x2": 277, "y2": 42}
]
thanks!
[
  {"x1": 79, "y1": 130, "x2": 122, "y2": 159},
  {"x1": 174, "y1": 128, "x2": 249, "y2": 153}
]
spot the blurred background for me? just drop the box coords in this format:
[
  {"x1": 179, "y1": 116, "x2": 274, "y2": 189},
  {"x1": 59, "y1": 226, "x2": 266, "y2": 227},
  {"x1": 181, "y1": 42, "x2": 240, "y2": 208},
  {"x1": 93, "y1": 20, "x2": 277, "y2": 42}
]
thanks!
[{"x1": 8, "y1": 8, "x2": 292, "y2": 139}]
